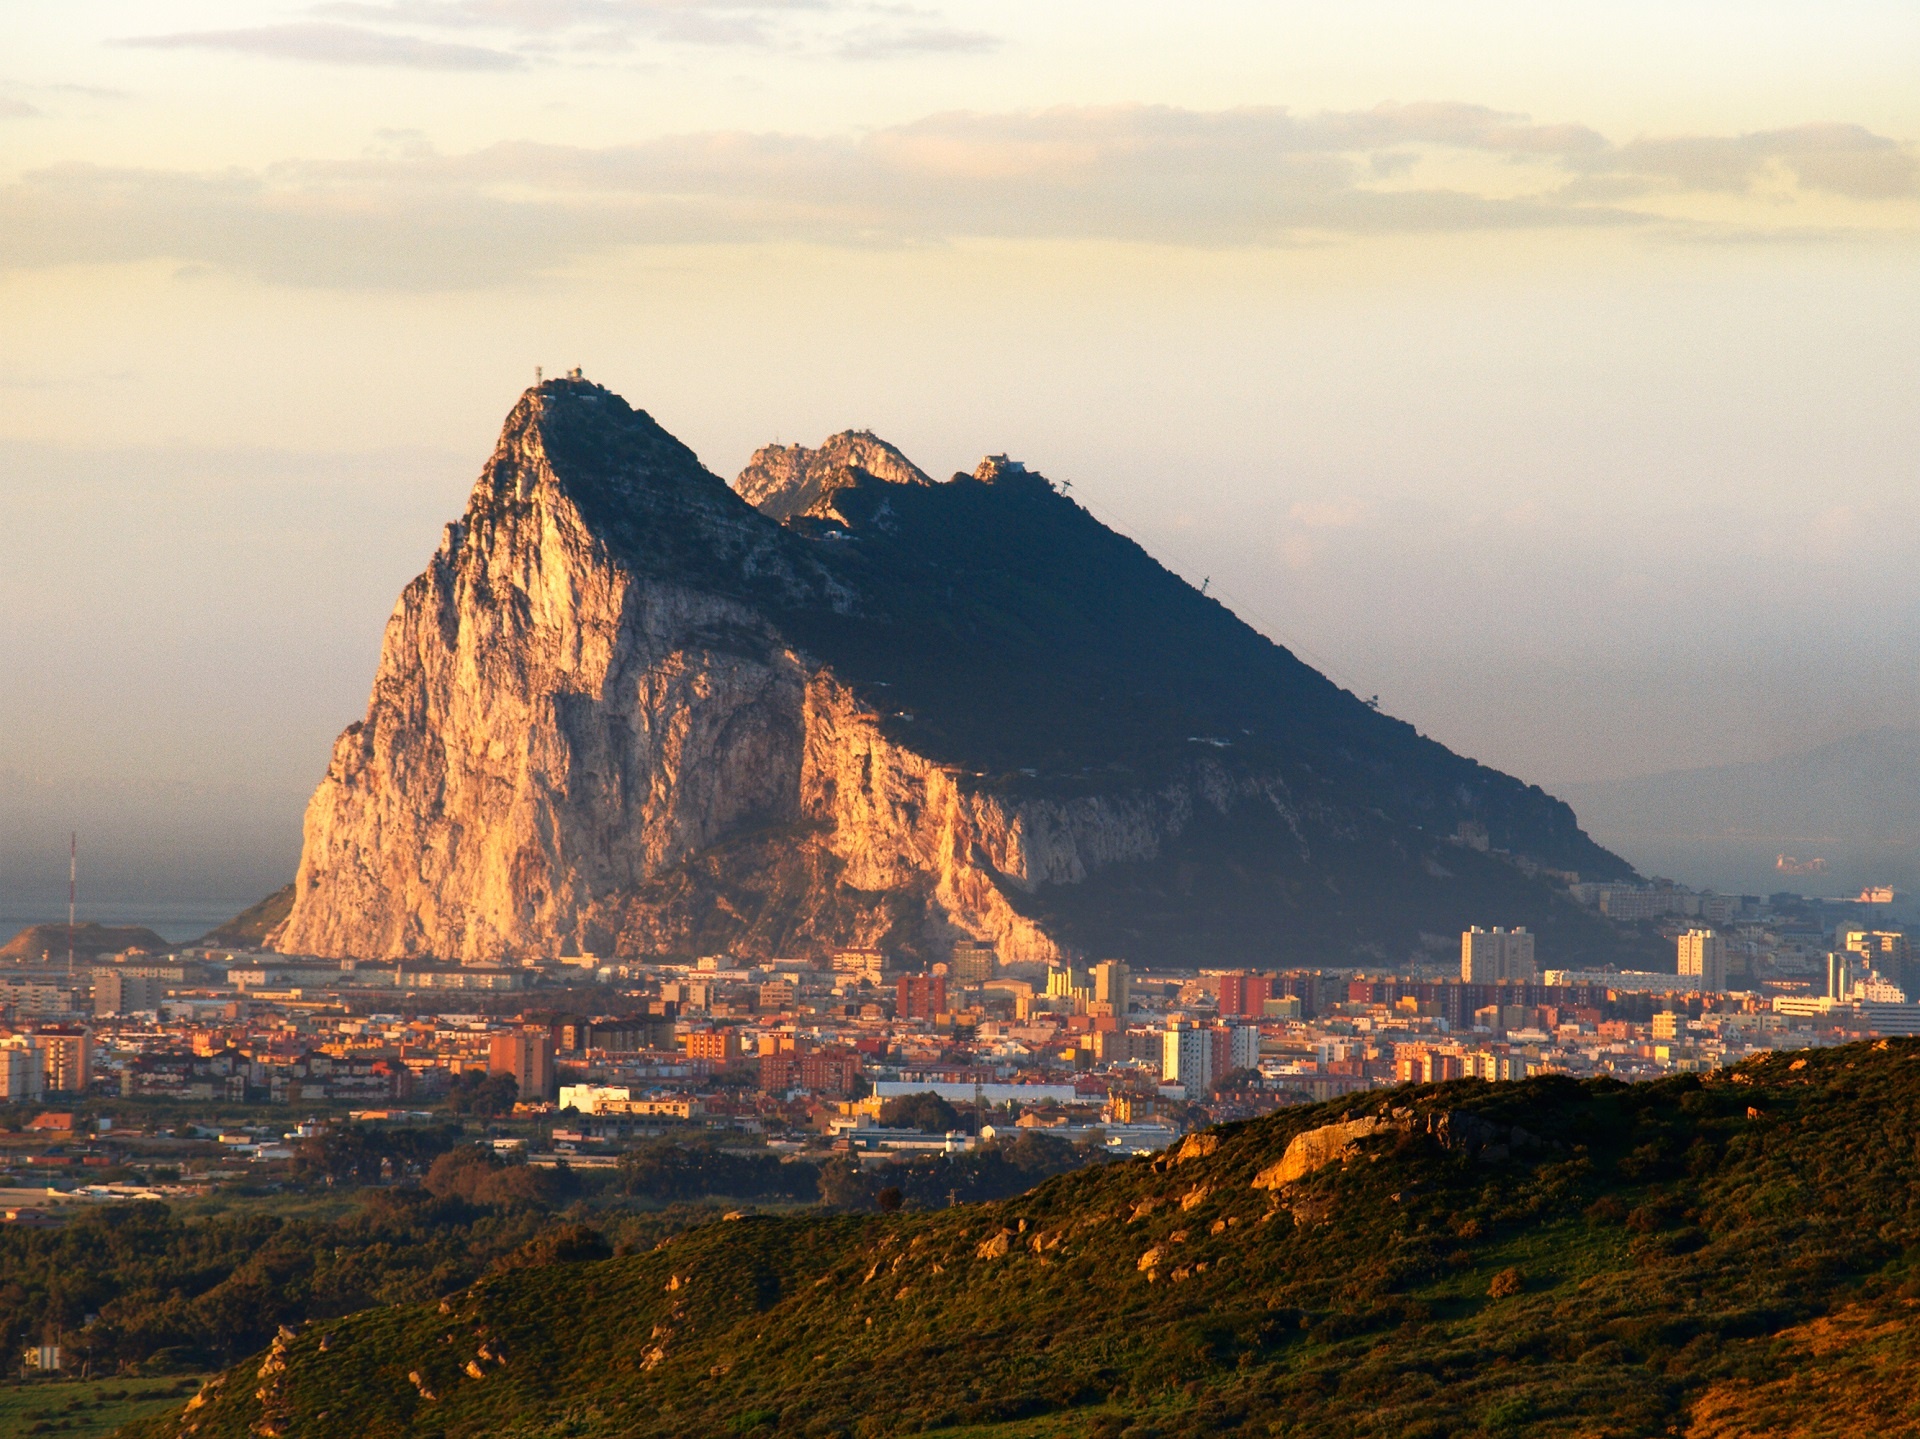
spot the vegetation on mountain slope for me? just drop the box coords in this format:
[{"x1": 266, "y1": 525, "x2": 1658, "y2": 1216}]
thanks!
[
  {"x1": 122, "y1": 1038, "x2": 1920, "y2": 1439},
  {"x1": 0, "y1": 1130, "x2": 1098, "y2": 1378},
  {"x1": 0, "y1": 922, "x2": 169, "y2": 961},
  {"x1": 194, "y1": 886, "x2": 295, "y2": 950}
]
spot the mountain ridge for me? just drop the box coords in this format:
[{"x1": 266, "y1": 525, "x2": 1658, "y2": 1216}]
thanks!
[
  {"x1": 1555, "y1": 725, "x2": 1920, "y2": 897},
  {"x1": 275, "y1": 377, "x2": 1632, "y2": 966}
]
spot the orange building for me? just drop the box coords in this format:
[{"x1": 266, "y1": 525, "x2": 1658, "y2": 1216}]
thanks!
[
  {"x1": 896, "y1": 974, "x2": 946, "y2": 1022},
  {"x1": 682, "y1": 1028, "x2": 742, "y2": 1064},
  {"x1": 487, "y1": 1030, "x2": 554, "y2": 1100}
]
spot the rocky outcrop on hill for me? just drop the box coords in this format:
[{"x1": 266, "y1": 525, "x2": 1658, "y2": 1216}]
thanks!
[
  {"x1": 732, "y1": 430, "x2": 931, "y2": 524},
  {"x1": 276, "y1": 377, "x2": 1631, "y2": 965}
]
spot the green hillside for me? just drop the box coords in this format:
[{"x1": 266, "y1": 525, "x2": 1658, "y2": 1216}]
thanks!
[
  {"x1": 195, "y1": 884, "x2": 295, "y2": 949},
  {"x1": 0, "y1": 921, "x2": 170, "y2": 961},
  {"x1": 121, "y1": 1039, "x2": 1920, "y2": 1438}
]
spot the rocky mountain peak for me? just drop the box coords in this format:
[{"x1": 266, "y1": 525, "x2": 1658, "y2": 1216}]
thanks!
[
  {"x1": 276, "y1": 380, "x2": 1632, "y2": 969},
  {"x1": 968, "y1": 454, "x2": 1050, "y2": 489},
  {"x1": 483, "y1": 375, "x2": 720, "y2": 516},
  {"x1": 461, "y1": 375, "x2": 807, "y2": 600},
  {"x1": 734, "y1": 429, "x2": 932, "y2": 524}
]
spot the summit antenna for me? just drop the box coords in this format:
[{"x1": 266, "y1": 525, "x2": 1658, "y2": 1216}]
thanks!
[{"x1": 68, "y1": 832, "x2": 76, "y2": 978}]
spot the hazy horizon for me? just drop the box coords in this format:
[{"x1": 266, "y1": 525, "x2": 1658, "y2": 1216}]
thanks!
[{"x1": 5, "y1": 2, "x2": 1918, "y2": 916}]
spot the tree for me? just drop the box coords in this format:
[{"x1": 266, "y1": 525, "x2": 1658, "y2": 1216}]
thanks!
[
  {"x1": 424, "y1": 1146, "x2": 568, "y2": 1208},
  {"x1": 878, "y1": 1091, "x2": 962, "y2": 1133},
  {"x1": 447, "y1": 1071, "x2": 519, "y2": 1117}
]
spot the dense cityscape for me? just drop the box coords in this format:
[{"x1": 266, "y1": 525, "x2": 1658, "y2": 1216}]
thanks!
[{"x1": 5, "y1": 879, "x2": 1913, "y2": 1220}]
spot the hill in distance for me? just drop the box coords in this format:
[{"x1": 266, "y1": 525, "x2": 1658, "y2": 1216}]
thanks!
[
  {"x1": 0, "y1": 920, "x2": 170, "y2": 962},
  {"x1": 1557, "y1": 726, "x2": 1920, "y2": 901},
  {"x1": 195, "y1": 884, "x2": 295, "y2": 950},
  {"x1": 274, "y1": 377, "x2": 1634, "y2": 968},
  {"x1": 132, "y1": 1037, "x2": 1920, "y2": 1438}
]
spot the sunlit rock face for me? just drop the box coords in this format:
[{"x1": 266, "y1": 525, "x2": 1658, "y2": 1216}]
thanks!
[{"x1": 279, "y1": 377, "x2": 1630, "y2": 966}]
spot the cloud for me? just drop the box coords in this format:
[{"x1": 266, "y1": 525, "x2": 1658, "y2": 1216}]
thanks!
[
  {"x1": 0, "y1": 98, "x2": 40, "y2": 119},
  {"x1": 315, "y1": 0, "x2": 823, "y2": 29},
  {"x1": 119, "y1": 21, "x2": 526, "y2": 71},
  {"x1": 1596, "y1": 123, "x2": 1920, "y2": 202},
  {"x1": 312, "y1": 0, "x2": 842, "y2": 51},
  {"x1": 836, "y1": 24, "x2": 999, "y2": 60},
  {"x1": 0, "y1": 102, "x2": 1910, "y2": 288}
]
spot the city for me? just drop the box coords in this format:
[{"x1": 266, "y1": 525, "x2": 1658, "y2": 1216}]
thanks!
[
  {"x1": 5, "y1": 878, "x2": 1913, "y2": 1211},
  {"x1": 7, "y1": 2, "x2": 1919, "y2": 1432}
]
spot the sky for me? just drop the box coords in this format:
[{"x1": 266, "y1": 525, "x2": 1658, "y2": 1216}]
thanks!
[{"x1": 3, "y1": 1, "x2": 1918, "y2": 921}]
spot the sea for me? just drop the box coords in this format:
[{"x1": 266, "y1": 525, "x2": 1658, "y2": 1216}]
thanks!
[{"x1": 0, "y1": 899, "x2": 248, "y2": 947}]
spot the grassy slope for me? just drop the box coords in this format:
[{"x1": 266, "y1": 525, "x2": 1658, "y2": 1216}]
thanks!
[
  {"x1": 124, "y1": 1038, "x2": 1920, "y2": 1439},
  {"x1": 194, "y1": 885, "x2": 295, "y2": 950},
  {"x1": 0, "y1": 1376, "x2": 207, "y2": 1437},
  {"x1": 0, "y1": 923, "x2": 171, "y2": 960}
]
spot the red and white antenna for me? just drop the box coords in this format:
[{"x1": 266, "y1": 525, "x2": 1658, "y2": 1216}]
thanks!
[{"x1": 68, "y1": 832, "x2": 76, "y2": 978}]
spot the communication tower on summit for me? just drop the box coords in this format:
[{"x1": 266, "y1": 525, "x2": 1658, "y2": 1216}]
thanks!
[{"x1": 68, "y1": 831, "x2": 76, "y2": 978}]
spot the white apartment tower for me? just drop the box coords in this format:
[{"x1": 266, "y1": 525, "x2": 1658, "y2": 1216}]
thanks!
[
  {"x1": 1677, "y1": 929, "x2": 1727, "y2": 993},
  {"x1": 0, "y1": 1045, "x2": 44, "y2": 1101},
  {"x1": 1162, "y1": 1023, "x2": 1214, "y2": 1100},
  {"x1": 1461, "y1": 927, "x2": 1537, "y2": 983}
]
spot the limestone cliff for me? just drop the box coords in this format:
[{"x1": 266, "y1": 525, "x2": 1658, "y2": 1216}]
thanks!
[
  {"x1": 732, "y1": 430, "x2": 930, "y2": 525},
  {"x1": 278, "y1": 377, "x2": 1634, "y2": 966}
]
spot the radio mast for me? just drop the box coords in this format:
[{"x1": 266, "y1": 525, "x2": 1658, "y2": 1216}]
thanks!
[{"x1": 68, "y1": 832, "x2": 76, "y2": 978}]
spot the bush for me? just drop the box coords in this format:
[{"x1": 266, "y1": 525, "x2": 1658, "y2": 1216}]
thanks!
[{"x1": 492, "y1": 1223, "x2": 612, "y2": 1271}]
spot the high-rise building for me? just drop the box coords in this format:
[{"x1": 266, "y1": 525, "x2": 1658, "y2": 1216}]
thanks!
[
  {"x1": 949, "y1": 941, "x2": 997, "y2": 985},
  {"x1": 1461, "y1": 927, "x2": 1537, "y2": 983},
  {"x1": 37, "y1": 1030, "x2": 91, "y2": 1096},
  {"x1": 1844, "y1": 931, "x2": 1911, "y2": 986},
  {"x1": 1163, "y1": 1023, "x2": 1214, "y2": 1099},
  {"x1": 95, "y1": 972, "x2": 165, "y2": 1017},
  {"x1": 0, "y1": 1045, "x2": 43, "y2": 1100},
  {"x1": 1092, "y1": 960, "x2": 1131, "y2": 1014},
  {"x1": 1677, "y1": 930, "x2": 1727, "y2": 992},
  {"x1": 1212, "y1": 1021, "x2": 1261, "y2": 1076},
  {"x1": 1828, "y1": 950, "x2": 1863, "y2": 1002},
  {"x1": 1217, "y1": 971, "x2": 1274, "y2": 1018},
  {"x1": 896, "y1": 974, "x2": 946, "y2": 1022},
  {"x1": 488, "y1": 1029, "x2": 554, "y2": 1100}
]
